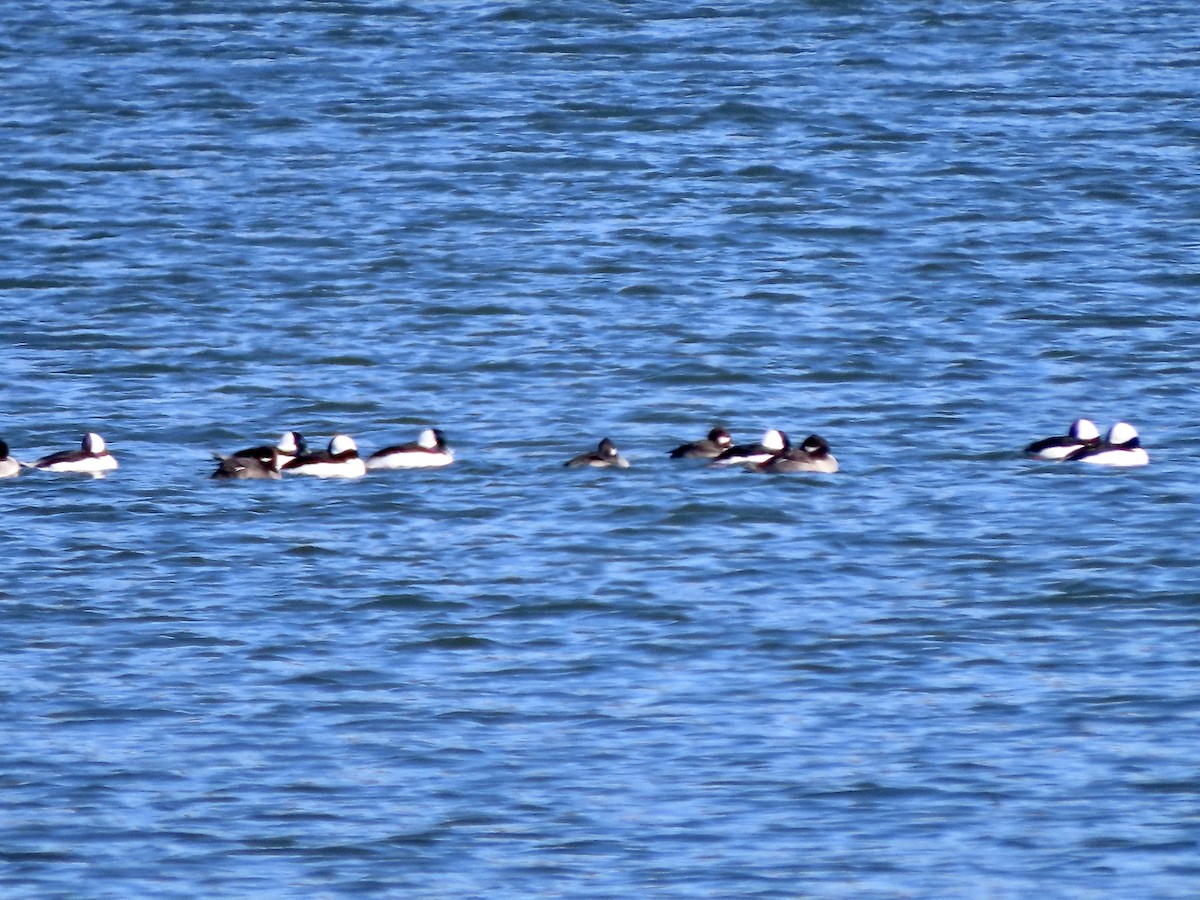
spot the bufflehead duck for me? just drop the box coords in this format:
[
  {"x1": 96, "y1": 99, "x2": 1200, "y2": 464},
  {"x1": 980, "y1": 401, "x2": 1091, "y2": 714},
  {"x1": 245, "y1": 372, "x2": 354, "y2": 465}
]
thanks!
[
  {"x1": 281, "y1": 434, "x2": 366, "y2": 478},
  {"x1": 565, "y1": 438, "x2": 630, "y2": 469},
  {"x1": 0, "y1": 440, "x2": 19, "y2": 478},
  {"x1": 669, "y1": 427, "x2": 734, "y2": 459},
  {"x1": 230, "y1": 431, "x2": 307, "y2": 469},
  {"x1": 757, "y1": 434, "x2": 839, "y2": 474},
  {"x1": 366, "y1": 428, "x2": 454, "y2": 470},
  {"x1": 1066, "y1": 422, "x2": 1148, "y2": 467},
  {"x1": 211, "y1": 451, "x2": 283, "y2": 480},
  {"x1": 1025, "y1": 419, "x2": 1101, "y2": 460},
  {"x1": 712, "y1": 429, "x2": 789, "y2": 466},
  {"x1": 32, "y1": 432, "x2": 118, "y2": 475}
]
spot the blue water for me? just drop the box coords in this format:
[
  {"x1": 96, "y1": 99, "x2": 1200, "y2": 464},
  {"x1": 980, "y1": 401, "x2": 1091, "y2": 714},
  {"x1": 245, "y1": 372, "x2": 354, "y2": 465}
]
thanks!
[{"x1": 3, "y1": 1, "x2": 1200, "y2": 896}]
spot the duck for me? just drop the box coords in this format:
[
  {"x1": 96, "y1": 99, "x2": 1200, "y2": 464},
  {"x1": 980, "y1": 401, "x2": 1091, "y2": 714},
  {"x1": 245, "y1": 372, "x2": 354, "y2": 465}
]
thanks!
[
  {"x1": 0, "y1": 440, "x2": 19, "y2": 478},
  {"x1": 1025, "y1": 419, "x2": 1101, "y2": 460},
  {"x1": 211, "y1": 451, "x2": 282, "y2": 480},
  {"x1": 366, "y1": 428, "x2": 454, "y2": 470},
  {"x1": 31, "y1": 432, "x2": 119, "y2": 475},
  {"x1": 229, "y1": 431, "x2": 307, "y2": 469},
  {"x1": 757, "y1": 434, "x2": 839, "y2": 473},
  {"x1": 1066, "y1": 422, "x2": 1148, "y2": 467},
  {"x1": 669, "y1": 427, "x2": 733, "y2": 459},
  {"x1": 712, "y1": 429, "x2": 789, "y2": 466},
  {"x1": 281, "y1": 434, "x2": 366, "y2": 478},
  {"x1": 565, "y1": 437, "x2": 630, "y2": 469}
]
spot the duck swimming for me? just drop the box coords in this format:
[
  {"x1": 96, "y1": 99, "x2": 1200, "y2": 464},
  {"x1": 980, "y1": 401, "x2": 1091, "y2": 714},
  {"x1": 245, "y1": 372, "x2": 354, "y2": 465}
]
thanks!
[
  {"x1": 1066, "y1": 422, "x2": 1148, "y2": 467},
  {"x1": 366, "y1": 428, "x2": 454, "y2": 470},
  {"x1": 1025, "y1": 419, "x2": 1101, "y2": 460},
  {"x1": 712, "y1": 429, "x2": 788, "y2": 466},
  {"x1": 669, "y1": 427, "x2": 733, "y2": 459},
  {"x1": 282, "y1": 434, "x2": 367, "y2": 478},
  {"x1": 31, "y1": 432, "x2": 118, "y2": 475},
  {"x1": 211, "y1": 451, "x2": 283, "y2": 480},
  {"x1": 565, "y1": 437, "x2": 630, "y2": 469},
  {"x1": 757, "y1": 434, "x2": 839, "y2": 474},
  {"x1": 230, "y1": 431, "x2": 306, "y2": 469}
]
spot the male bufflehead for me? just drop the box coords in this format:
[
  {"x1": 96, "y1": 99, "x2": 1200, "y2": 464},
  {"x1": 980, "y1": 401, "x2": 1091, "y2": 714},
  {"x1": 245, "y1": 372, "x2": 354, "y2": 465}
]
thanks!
[
  {"x1": 282, "y1": 434, "x2": 366, "y2": 478},
  {"x1": 669, "y1": 427, "x2": 734, "y2": 459},
  {"x1": 1025, "y1": 419, "x2": 1101, "y2": 460},
  {"x1": 712, "y1": 429, "x2": 789, "y2": 466},
  {"x1": 31, "y1": 432, "x2": 119, "y2": 475},
  {"x1": 1066, "y1": 422, "x2": 1148, "y2": 467},
  {"x1": 366, "y1": 429, "x2": 454, "y2": 470},
  {"x1": 565, "y1": 438, "x2": 630, "y2": 469},
  {"x1": 0, "y1": 440, "x2": 19, "y2": 478},
  {"x1": 211, "y1": 450, "x2": 283, "y2": 480},
  {"x1": 757, "y1": 434, "x2": 839, "y2": 474},
  {"x1": 231, "y1": 431, "x2": 307, "y2": 469}
]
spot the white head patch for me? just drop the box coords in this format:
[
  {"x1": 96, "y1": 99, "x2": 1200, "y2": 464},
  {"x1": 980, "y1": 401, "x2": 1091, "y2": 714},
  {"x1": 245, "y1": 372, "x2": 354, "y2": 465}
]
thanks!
[
  {"x1": 329, "y1": 434, "x2": 358, "y2": 455},
  {"x1": 1071, "y1": 419, "x2": 1100, "y2": 442},
  {"x1": 1107, "y1": 422, "x2": 1138, "y2": 445}
]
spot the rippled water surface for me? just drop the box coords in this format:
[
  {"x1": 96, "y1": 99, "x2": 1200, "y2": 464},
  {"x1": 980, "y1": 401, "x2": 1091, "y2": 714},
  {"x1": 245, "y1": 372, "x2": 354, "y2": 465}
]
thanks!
[{"x1": 3, "y1": 1, "x2": 1200, "y2": 896}]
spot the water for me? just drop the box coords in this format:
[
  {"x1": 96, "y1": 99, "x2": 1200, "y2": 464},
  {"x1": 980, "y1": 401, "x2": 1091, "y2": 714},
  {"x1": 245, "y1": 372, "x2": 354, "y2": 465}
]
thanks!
[{"x1": 3, "y1": 1, "x2": 1200, "y2": 896}]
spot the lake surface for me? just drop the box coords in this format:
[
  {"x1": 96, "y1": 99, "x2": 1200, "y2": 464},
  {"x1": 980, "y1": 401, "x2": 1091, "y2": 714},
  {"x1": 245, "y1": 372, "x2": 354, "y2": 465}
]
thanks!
[{"x1": 2, "y1": 1, "x2": 1200, "y2": 896}]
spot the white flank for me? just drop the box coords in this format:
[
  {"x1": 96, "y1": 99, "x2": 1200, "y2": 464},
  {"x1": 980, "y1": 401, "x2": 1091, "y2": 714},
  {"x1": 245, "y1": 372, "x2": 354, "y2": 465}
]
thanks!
[
  {"x1": 290, "y1": 459, "x2": 366, "y2": 478},
  {"x1": 366, "y1": 450, "x2": 453, "y2": 470},
  {"x1": 45, "y1": 455, "x2": 119, "y2": 474},
  {"x1": 1079, "y1": 448, "x2": 1149, "y2": 468}
]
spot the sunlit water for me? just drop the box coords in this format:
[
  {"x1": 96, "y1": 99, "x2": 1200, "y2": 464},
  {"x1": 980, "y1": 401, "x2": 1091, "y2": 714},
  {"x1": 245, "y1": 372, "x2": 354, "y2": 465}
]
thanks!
[{"x1": 2, "y1": 1, "x2": 1199, "y2": 896}]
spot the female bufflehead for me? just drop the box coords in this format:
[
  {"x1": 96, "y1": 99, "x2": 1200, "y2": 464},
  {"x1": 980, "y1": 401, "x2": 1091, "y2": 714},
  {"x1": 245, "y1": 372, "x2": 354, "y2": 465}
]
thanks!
[
  {"x1": 281, "y1": 434, "x2": 366, "y2": 478},
  {"x1": 366, "y1": 428, "x2": 454, "y2": 470},
  {"x1": 757, "y1": 434, "x2": 839, "y2": 474},
  {"x1": 669, "y1": 427, "x2": 734, "y2": 459},
  {"x1": 565, "y1": 438, "x2": 630, "y2": 469},
  {"x1": 32, "y1": 432, "x2": 118, "y2": 475},
  {"x1": 211, "y1": 451, "x2": 282, "y2": 480},
  {"x1": 0, "y1": 440, "x2": 19, "y2": 478},
  {"x1": 231, "y1": 431, "x2": 306, "y2": 469},
  {"x1": 1025, "y1": 419, "x2": 1101, "y2": 460},
  {"x1": 712, "y1": 429, "x2": 789, "y2": 466},
  {"x1": 1066, "y1": 422, "x2": 1148, "y2": 467}
]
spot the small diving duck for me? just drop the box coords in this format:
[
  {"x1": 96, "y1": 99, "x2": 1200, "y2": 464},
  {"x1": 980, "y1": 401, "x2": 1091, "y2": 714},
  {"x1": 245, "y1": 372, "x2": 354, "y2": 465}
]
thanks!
[
  {"x1": 669, "y1": 427, "x2": 733, "y2": 459},
  {"x1": 712, "y1": 429, "x2": 789, "y2": 466},
  {"x1": 281, "y1": 434, "x2": 366, "y2": 478},
  {"x1": 565, "y1": 437, "x2": 630, "y2": 469},
  {"x1": 1025, "y1": 419, "x2": 1101, "y2": 460},
  {"x1": 211, "y1": 451, "x2": 282, "y2": 480},
  {"x1": 757, "y1": 434, "x2": 839, "y2": 474},
  {"x1": 366, "y1": 428, "x2": 454, "y2": 470},
  {"x1": 31, "y1": 432, "x2": 119, "y2": 475},
  {"x1": 0, "y1": 439, "x2": 19, "y2": 478},
  {"x1": 230, "y1": 431, "x2": 307, "y2": 469},
  {"x1": 1066, "y1": 422, "x2": 1148, "y2": 467}
]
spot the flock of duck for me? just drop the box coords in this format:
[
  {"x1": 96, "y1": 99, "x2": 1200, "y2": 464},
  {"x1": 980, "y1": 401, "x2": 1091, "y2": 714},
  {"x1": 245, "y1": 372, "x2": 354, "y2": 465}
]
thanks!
[
  {"x1": 0, "y1": 418, "x2": 1148, "y2": 480},
  {"x1": 1021, "y1": 419, "x2": 1148, "y2": 466}
]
